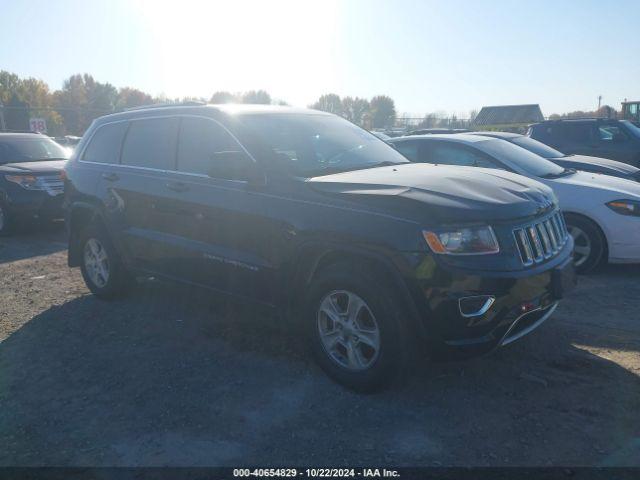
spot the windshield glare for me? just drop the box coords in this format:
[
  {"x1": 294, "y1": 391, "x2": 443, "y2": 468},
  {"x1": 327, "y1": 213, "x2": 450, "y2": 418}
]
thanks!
[
  {"x1": 621, "y1": 120, "x2": 640, "y2": 139},
  {"x1": 0, "y1": 137, "x2": 70, "y2": 164},
  {"x1": 477, "y1": 138, "x2": 565, "y2": 177},
  {"x1": 510, "y1": 135, "x2": 566, "y2": 158},
  {"x1": 239, "y1": 113, "x2": 408, "y2": 176}
]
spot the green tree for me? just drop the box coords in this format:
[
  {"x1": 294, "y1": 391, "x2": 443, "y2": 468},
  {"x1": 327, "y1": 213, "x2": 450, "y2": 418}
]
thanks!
[
  {"x1": 341, "y1": 96, "x2": 369, "y2": 126},
  {"x1": 210, "y1": 91, "x2": 236, "y2": 104},
  {"x1": 310, "y1": 93, "x2": 343, "y2": 115},
  {"x1": 241, "y1": 90, "x2": 271, "y2": 104},
  {"x1": 369, "y1": 95, "x2": 396, "y2": 128},
  {"x1": 54, "y1": 74, "x2": 117, "y2": 134}
]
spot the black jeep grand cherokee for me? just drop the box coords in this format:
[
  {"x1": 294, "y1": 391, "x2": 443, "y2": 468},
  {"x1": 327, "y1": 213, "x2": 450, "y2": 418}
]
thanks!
[{"x1": 64, "y1": 104, "x2": 575, "y2": 391}]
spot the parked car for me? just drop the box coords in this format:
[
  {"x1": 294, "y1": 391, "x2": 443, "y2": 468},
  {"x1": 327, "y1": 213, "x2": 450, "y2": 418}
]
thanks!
[
  {"x1": 528, "y1": 118, "x2": 640, "y2": 167},
  {"x1": 468, "y1": 131, "x2": 640, "y2": 182},
  {"x1": 54, "y1": 135, "x2": 82, "y2": 149},
  {"x1": 64, "y1": 104, "x2": 575, "y2": 391},
  {"x1": 370, "y1": 131, "x2": 391, "y2": 141},
  {"x1": 389, "y1": 134, "x2": 640, "y2": 273},
  {"x1": 0, "y1": 133, "x2": 69, "y2": 234},
  {"x1": 407, "y1": 128, "x2": 471, "y2": 136}
]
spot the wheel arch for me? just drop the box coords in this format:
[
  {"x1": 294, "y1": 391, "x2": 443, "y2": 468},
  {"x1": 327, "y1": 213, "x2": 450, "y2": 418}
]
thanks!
[
  {"x1": 284, "y1": 243, "x2": 425, "y2": 338},
  {"x1": 562, "y1": 210, "x2": 609, "y2": 261},
  {"x1": 67, "y1": 201, "x2": 106, "y2": 267}
]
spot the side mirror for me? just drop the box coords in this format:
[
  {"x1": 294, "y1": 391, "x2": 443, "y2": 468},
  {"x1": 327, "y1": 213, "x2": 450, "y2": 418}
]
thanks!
[{"x1": 207, "y1": 151, "x2": 257, "y2": 182}]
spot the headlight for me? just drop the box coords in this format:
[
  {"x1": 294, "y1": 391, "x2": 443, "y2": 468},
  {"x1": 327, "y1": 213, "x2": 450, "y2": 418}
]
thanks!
[
  {"x1": 5, "y1": 174, "x2": 39, "y2": 190},
  {"x1": 423, "y1": 225, "x2": 500, "y2": 255},
  {"x1": 606, "y1": 200, "x2": 640, "y2": 217}
]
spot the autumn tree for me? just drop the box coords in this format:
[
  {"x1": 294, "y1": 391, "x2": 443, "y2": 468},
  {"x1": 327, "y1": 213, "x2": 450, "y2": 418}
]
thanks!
[
  {"x1": 310, "y1": 93, "x2": 343, "y2": 115},
  {"x1": 116, "y1": 87, "x2": 153, "y2": 110}
]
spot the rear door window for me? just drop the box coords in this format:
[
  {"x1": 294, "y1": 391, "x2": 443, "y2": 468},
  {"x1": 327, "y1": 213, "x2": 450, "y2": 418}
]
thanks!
[
  {"x1": 177, "y1": 117, "x2": 247, "y2": 176},
  {"x1": 82, "y1": 122, "x2": 128, "y2": 164},
  {"x1": 120, "y1": 117, "x2": 179, "y2": 170}
]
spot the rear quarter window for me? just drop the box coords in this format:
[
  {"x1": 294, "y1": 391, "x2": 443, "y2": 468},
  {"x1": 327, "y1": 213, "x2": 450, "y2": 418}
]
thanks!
[
  {"x1": 120, "y1": 117, "x2": 179, "y2": 170},
  {"x1": 82, "y1": 122, "x2": 128, "y2": 164}
]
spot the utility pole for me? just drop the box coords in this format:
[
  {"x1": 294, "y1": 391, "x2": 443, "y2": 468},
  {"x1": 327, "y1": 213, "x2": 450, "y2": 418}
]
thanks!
[{"x1": 597, "y1": 95, "x2": 602, "y2": 111}]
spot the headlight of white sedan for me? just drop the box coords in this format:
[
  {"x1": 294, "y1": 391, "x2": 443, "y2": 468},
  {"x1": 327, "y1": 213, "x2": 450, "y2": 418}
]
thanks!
[{"x1": 606, "y1": 200, "x2": 640, "y2": 217}]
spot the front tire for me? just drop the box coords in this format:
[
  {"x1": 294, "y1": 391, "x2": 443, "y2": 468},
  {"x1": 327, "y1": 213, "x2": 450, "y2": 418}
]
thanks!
[
  {"x1": 79, "y1": 224, "x2": 131, "y2": 299},
  {"x1": 304, "y1": 262, "x2": 409, "y2": 392},
  {"x1": 564, "y1": 213, "x2": 606, "y2": 274}
]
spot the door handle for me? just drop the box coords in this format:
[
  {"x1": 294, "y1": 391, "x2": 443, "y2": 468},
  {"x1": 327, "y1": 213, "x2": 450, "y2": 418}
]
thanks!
[
  {"x1": 101, "y1": 172, "x2": 119, "y2": 182},
  {"x1": 165, "y1": 181, "x2": 189, "y2": 192}
]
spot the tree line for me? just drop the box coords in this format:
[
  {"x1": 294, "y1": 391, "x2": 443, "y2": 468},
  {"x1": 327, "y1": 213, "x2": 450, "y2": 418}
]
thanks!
[
  {"x1": 2, "y1": 69, "x2": 603, "y2": 137},
  {"x1": 0, "y1": 71, "x2": 284, "y2": 136}
]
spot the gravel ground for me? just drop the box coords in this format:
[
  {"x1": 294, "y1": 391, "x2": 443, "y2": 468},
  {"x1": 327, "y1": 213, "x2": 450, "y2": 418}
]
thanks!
[{"x1": 0, "y1": 228, "x2": 639, "y2": 467}]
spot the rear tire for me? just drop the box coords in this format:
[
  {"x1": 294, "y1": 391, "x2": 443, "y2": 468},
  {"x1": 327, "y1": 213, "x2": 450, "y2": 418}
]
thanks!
[
  {"x1": 79, "y1": 224, "x2": 132, "y2": 299},
  {"x1": 564, "y1": 213, "x2": 606, "y2": 274},
  {"x1": 303, "y1": 262, "x2": 409, "y2": 393}
]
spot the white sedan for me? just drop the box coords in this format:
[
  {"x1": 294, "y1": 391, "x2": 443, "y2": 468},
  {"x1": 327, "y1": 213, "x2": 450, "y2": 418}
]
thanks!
[{"x1": 389, "y1": 134, "x2": 640, "y2": 273}]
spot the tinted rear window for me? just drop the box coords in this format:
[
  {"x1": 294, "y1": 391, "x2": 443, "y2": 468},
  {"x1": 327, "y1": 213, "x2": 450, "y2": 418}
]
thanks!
[
  {"x1": 83, "y1": 122, "x2": 128, "y2": 164},
  {"x1": 121, "y1": 118, "x2": 179, "y2": 170}
]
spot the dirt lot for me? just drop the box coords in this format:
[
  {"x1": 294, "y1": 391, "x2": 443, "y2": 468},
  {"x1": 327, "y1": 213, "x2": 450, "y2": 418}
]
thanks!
[{"x1": 0, "y1": 228, "x2": 639, "y2": 467}]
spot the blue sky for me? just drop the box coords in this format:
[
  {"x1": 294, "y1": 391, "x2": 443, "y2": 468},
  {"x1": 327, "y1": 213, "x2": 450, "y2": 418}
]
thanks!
[{"x1": 1, "y1": 0, "x2": 638, "y2": 117}]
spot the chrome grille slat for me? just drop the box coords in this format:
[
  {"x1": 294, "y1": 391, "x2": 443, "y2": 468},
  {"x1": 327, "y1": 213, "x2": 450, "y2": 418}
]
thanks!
[
  {"x1": 545, "y1": 220, "x2": 558, "y2": 251},
  {"x1": 513, "y1": 211, "x2": 569, "y2": 267}
]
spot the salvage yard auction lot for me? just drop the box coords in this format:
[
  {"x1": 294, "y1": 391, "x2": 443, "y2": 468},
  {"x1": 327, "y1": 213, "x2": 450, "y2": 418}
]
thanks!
[{"x1": 1, "y1": 229, "x2": 639, "y2": 466}]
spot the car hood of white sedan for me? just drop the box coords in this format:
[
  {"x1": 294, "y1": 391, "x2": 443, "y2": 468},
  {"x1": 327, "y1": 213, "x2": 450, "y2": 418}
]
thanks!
[{"x1": 547, "y1": 170, "x2": 640, "y2": 199}]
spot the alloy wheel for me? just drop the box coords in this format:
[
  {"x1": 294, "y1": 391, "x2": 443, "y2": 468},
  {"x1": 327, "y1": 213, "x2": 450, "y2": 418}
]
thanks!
[
  {"x1": 568, "y1": 225, "x2": 591, "y2": 268},
  {"x1": 83, "y1": 238, "x2": 110, "y2": 288},
  {"x1": 317, "y1": 290, "x2": 381, "y2": 371}
]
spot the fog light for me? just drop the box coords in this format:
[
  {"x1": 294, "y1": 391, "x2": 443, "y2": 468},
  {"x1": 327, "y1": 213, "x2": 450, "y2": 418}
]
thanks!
[
  {"x1": 520, "y1": 302, "x2": 536, "y2": 313},
  {"x1": 459, "y1": 295, "x2": 495, "y2": 318}
]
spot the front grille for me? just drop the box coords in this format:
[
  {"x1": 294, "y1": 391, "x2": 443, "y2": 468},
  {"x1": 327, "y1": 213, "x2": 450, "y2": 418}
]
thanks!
[
  {"x1": 36, "y1": 174, "x2": 64, "y2": 196},
  {"x1": 513, "y1": 211, "x2": 568, "y2": 266}
]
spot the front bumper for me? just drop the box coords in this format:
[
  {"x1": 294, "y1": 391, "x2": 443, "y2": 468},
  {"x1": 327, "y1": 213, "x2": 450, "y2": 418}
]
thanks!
[
  {"x1": 402, "y1": 246, "x2": 576, "y2": 359},
  {"x1": 2, "y1": 187, "x2": 65, "y2": 221}
]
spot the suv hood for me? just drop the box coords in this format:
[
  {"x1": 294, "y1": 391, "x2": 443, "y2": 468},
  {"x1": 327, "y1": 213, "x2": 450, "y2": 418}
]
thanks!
[
  {"x1": 553, "y1": 155, "x2": 640, "y2": 177},
  {"x1": 307, "y1": 163, "x2": 556, "y2": 224},
  {"x1": 0, "y1": 159, "x2": 67, "y2": 174}
]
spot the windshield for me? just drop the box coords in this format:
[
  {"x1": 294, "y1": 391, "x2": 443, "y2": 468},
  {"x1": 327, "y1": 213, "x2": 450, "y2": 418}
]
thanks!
[
  {"x1": 0, "y1": 137, "x2": 70, "y2": 164},
  {"x1": 239, "y1": 113, "x2": 409, "y2": 176},
  {"x1": 621, "y1": 120, "x2": 640, "y2": 139},
  {"x1": 476, "y1": 138, "x2": 566, "y2": 178},
  {"x1": 510, "y1": 135, "x2": 566, "y2": 158}
]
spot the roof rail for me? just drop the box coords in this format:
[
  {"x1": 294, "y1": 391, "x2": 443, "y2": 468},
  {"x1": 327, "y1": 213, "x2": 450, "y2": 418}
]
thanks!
[
  {"x1": 124, "y1": 101, "x2": 207, "y2": 112},
  {"x1": 545, "y1": 117, "x2": 615, "y2": 122}
]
